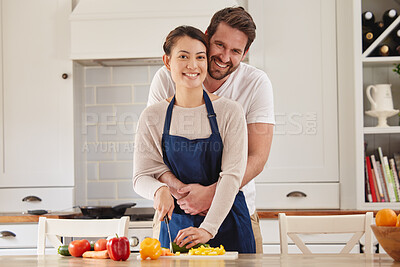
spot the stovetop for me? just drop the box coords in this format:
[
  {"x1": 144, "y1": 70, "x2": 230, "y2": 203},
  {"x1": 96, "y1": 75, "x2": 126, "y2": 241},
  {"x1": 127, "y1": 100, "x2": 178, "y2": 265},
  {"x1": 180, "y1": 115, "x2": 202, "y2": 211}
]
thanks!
[{"x1": 71, "y1": 207, "x2": 155, "y2": 221}]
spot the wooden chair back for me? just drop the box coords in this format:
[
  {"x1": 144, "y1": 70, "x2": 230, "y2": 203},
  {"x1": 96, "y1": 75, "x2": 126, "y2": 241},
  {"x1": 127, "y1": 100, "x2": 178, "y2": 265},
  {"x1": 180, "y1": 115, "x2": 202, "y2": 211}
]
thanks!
[
  {"x1": 37, "y1": 216, "x2": 129, "y2": 255},
  {"x1": 279, "y1": 212, "x2": 373, "y2": 254}
]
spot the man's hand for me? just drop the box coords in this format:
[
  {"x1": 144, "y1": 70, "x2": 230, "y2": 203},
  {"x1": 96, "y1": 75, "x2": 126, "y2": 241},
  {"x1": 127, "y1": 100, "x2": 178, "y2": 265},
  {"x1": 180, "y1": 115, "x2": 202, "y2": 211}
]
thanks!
[
  {"x1": 169, "y1": 186, "x2": 188, "y2": 200},
  {"x1": 198, "y1": 209, "x2": 209, "y2": 216},
  {"x1": 176, "y1": 183, "x2": 217, "y2": 215},
  {"x1": 158, "y1": 171, "x2": 188, "y2": 200}
]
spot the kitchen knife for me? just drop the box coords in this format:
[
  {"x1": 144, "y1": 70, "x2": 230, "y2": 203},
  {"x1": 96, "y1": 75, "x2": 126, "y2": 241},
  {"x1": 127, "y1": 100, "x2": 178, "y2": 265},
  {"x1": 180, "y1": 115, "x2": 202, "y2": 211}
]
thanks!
[{"x1": 164, "y1": 215, "x2": 174, "y2": 253}]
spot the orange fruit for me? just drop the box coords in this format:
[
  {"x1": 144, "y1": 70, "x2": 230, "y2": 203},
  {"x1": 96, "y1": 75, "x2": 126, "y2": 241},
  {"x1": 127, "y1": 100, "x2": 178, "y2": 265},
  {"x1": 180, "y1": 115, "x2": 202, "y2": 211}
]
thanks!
[
  {"x1": 396, "y1": 214, "x2": 400, "y2": 227},
  {"x1": 376, "y1": 208, "x2": 397, "y2": 226}
]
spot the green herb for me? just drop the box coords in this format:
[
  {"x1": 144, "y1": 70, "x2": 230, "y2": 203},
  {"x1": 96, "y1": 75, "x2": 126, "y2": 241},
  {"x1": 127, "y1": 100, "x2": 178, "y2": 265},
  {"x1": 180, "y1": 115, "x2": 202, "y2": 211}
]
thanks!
[{"x1": 393, "y1": 63, "x2": 400, "y2": 76}]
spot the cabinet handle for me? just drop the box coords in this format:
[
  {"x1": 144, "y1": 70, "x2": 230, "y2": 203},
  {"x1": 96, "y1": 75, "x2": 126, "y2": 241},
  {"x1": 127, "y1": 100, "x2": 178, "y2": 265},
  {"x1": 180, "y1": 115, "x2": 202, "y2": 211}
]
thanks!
[
  {"x1": 286, "y1": 191, "x2": 307, "y2": 198},
  {"x1": 22, "y1": 195, "x2": 42, "y2": 202},
  {"x1": 0, "y1": 231, "x2": 16, "y2": 238},
  {"x1": 62, "y1": 73, "x2": 68, "y2": 79}
]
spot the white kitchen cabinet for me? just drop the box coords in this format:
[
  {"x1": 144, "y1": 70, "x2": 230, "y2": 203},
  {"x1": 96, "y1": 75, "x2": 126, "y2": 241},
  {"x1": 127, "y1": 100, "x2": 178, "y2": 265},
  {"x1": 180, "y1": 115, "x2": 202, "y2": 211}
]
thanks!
[
  {"x1": 337, "y1": 0, "x2": 400, "y2": 210},
  {"x1": 255, "y1": 183, "x2": 339, "y2": 209},
  {"x1": 0, "y1": 223, "x2": 39, "y2": 249},
  {"x1": 70, "y1": 0, "x2": 237, "y2": 60},
  {"x1": 0, "y1": 0, "x2": 73, "y2": 188},
  {"x1": 248, "y1": 0, "x2": 339, "y2": 208},
  {"x1": 0, "y1": 223, "x2": 56, "y2": 255},
  {"x1": 0, "y1": 188, "x2": 74, "y2": 212}
]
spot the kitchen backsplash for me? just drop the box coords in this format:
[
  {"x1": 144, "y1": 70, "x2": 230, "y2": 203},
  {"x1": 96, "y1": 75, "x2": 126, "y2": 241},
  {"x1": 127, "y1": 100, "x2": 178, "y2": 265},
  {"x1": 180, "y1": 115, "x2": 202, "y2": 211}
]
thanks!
[{"x1": 81, "y1": 65, "x2": 163, "y2": 207}]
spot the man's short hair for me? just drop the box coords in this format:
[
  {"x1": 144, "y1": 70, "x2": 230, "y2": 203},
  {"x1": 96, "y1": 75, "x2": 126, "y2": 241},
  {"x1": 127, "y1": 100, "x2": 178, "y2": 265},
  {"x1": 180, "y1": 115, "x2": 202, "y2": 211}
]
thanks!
[{"x1": 207, "y1": 7, "x2": 256, "y2": 52}]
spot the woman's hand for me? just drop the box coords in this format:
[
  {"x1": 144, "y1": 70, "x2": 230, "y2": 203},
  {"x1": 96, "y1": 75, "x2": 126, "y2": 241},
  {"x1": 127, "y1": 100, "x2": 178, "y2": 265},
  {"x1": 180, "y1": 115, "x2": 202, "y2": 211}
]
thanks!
[
  {"x1": 154, "y1": 186, "x2": 174, "y2": 221},
  {"x1": 174, "y1": 227, "x2": 212, "y2": 249}
]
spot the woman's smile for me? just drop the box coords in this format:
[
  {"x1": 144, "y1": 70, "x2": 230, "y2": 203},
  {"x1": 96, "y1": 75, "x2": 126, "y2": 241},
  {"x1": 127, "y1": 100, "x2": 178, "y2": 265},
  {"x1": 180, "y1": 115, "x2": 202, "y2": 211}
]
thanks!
[{"x1": 183, "y1": 72, "x2": 200, "y2": 79}]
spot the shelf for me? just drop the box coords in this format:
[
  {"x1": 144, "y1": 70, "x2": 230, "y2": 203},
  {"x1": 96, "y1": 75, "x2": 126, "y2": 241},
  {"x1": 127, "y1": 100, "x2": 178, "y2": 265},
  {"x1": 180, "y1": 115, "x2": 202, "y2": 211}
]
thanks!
[
  {"x1": 364, "y1": 126, "x2": 400, "y2": 134},
  {"x1": 362, "y1": 57, "x2": 400, "y2": 66},
  {"x1": 349, "y1": 0, "x2": 400, "y2": 210},
  {"x1": 361, "y1": 202, "x2": 400, "y2": 210}
]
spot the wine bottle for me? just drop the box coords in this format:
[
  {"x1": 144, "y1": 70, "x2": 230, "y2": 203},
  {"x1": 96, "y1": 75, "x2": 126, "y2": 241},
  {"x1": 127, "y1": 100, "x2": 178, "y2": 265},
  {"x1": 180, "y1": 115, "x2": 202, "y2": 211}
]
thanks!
[
  {"x1": 391, "y1": 26, "x2": 400, "y2": 42},
  {"x1": 395, "y1": 44, "x2": 400, "y2": 55},
  {"x1": 376, "y1": 43, "x2": 391, "y2": 56},
  {"x1": 362, "y1": 27, "x2": 375, "y2": 51},
  {"x1": 391, "y1": 28, "x2": 400, "y2": 55},
  {"x1": 383, "y1": 9, "x2": 398, "y2": 26},
  {"x1": 362, "y1": 11, "x2": 375, "y2": 27}
]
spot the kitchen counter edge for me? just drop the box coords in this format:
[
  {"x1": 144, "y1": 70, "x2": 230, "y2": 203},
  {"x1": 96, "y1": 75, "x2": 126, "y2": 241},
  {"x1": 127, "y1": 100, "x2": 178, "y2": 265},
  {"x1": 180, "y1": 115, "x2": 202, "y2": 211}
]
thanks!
[
  {"x1": 0, "y1": 212, "x2": 81, "y2": 223},
  {"x1": 1, "y1": 209, "x2": 397, "y2": 223},
  {"x1": 256, "y1": 209, "x2": 395, "y2": 219}
]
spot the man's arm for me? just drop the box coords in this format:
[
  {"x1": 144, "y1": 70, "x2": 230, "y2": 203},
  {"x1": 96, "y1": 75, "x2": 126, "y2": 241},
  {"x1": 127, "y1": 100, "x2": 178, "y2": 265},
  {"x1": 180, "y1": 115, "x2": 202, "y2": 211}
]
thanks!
[
  {"x1": 147, "y1": 66, "x2": 174, "y2": 106},
  {"x1": 241, "y1": 123, "x2": 274, "y2": 188}
]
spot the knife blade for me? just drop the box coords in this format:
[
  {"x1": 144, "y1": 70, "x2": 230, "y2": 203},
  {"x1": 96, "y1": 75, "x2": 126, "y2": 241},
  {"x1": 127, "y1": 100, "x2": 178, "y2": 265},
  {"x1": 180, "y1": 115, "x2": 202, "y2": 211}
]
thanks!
[{"x1": 164, "y1": 215, "x2": 174, "y2": 253}]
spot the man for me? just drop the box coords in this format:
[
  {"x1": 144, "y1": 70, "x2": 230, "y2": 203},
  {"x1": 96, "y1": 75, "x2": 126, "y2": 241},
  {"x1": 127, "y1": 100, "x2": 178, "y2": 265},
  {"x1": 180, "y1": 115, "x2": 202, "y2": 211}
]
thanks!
[{"x1": 147, "y1": 7, "x2": 274, "y2": 253}]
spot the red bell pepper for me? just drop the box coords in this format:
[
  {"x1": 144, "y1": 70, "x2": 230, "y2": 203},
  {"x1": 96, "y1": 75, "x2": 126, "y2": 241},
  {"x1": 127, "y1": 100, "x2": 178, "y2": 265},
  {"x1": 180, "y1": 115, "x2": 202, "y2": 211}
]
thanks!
[{"x1": 106, "y1": 235, "x2": 131, "y2": 261}]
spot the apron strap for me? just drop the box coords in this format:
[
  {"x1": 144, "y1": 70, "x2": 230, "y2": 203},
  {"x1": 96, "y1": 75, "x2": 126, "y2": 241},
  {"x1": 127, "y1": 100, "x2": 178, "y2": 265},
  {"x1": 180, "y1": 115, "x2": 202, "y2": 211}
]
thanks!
[
  {"x1": 163, "y1": 96, "x2": 175, "y2": 134},
  {"x1": 163, "y1": 91, "x2": 220, "y2": 135},
  {"x1": 203, "y1": 90, "x2": 220, "y2": 135}
]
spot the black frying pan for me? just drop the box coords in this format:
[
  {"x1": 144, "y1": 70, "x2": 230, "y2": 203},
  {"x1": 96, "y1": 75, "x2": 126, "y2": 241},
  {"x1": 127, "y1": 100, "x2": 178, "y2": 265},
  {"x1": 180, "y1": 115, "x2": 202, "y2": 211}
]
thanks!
[{"x1": 79, "y1": 202, "x2": 136, "y2": 218}]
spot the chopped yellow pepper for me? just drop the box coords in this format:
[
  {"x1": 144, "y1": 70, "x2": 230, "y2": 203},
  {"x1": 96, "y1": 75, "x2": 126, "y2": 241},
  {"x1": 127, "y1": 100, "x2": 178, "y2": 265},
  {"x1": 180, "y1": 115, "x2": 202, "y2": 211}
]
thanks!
[{"x1": 188, "y1": 245, "x2": 225, "y2": 256}]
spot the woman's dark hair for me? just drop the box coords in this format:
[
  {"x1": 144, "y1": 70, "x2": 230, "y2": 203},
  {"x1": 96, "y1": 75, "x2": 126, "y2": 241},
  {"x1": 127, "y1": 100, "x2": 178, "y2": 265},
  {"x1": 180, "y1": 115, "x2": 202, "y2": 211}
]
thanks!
[
  {"x1": 163, "y1": 25, "x2": 208, "y2": 56},
  {"x1": 206, "y1": 7, "x2": 256, "y2": 52}
]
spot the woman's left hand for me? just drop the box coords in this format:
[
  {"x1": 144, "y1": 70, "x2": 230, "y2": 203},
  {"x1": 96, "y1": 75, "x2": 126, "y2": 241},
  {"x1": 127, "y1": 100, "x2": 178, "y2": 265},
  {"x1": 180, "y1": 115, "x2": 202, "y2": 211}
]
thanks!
[{"x1": 174, "y1": 227, "x2": 212, "y2": 249}]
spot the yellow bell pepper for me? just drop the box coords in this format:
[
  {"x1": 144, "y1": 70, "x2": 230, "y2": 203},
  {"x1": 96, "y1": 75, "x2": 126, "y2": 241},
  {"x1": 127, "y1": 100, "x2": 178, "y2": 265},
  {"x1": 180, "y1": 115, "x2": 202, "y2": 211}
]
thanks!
[{"x1": 140, "y1": 237, "x2": 162, "y2": 260}]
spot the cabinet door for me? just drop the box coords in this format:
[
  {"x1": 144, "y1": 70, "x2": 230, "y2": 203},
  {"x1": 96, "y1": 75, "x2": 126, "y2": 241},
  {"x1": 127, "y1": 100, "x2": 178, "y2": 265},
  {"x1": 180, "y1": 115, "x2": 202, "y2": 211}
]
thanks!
[
  {"x1": 0, "y1": 1, "x2": 3, "y2": 181},
  {"x1": 249, "y1": 0, "x2": 338, "y2": 183},
  {"x1": 0, "y1": 0, "x2": 73, "y2": 187}
]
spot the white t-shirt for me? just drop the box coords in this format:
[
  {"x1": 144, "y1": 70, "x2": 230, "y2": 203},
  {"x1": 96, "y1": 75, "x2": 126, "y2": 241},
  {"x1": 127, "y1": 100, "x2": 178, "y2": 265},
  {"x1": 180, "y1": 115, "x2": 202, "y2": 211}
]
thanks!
[{"x1": 147, "y1": 62, "x2": 275, "y2": 215}]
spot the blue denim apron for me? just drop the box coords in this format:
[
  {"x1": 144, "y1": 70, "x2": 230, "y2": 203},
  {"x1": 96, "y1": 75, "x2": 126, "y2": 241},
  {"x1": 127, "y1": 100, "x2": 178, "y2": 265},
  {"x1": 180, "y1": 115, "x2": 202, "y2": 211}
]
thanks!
[{"x1": 159, "y1": 90, "x2": 255, "y2": 253}]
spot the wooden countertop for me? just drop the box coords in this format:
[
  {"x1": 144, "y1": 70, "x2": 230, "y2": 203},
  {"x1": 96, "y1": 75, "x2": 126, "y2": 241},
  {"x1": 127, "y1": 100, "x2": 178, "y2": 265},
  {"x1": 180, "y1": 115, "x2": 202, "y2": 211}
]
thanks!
[
  {"x1": 0, "y1": 212, "x2": 81, "y2": 223},
  {"x1": 0, "y1": 254, "x2": 397, "y2": 266},
  {"x1": 256, "y1": 209, "x2": 398, "y2": 219}
]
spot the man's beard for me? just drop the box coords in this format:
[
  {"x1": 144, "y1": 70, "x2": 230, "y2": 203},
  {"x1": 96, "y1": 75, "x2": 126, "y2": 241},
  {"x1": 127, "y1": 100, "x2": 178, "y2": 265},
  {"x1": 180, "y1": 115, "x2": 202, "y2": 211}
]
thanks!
[{"x1": 208, "y1": 56, "x2": 239, "y2": 80}]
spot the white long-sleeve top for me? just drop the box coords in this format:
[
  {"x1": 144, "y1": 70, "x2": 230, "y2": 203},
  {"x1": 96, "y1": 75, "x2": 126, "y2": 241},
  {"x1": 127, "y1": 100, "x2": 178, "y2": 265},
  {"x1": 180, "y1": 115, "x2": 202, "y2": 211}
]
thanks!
[{"x1": 133, "y1": 97, "x2": 248, "y2": 238}]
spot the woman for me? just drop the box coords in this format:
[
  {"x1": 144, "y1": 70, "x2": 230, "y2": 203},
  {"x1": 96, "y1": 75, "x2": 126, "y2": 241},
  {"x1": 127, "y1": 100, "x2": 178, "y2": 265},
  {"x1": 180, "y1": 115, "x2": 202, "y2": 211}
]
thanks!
[{"x1": 133, "y1": 25, "x2": 255, "y2": 253}]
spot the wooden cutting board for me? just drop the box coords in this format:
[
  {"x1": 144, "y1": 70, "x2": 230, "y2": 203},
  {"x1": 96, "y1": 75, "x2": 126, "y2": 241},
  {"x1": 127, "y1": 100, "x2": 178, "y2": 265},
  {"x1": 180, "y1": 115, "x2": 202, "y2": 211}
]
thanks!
[{"x1": 137, "y1": 251, "x2": 238, "y2": 260}]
